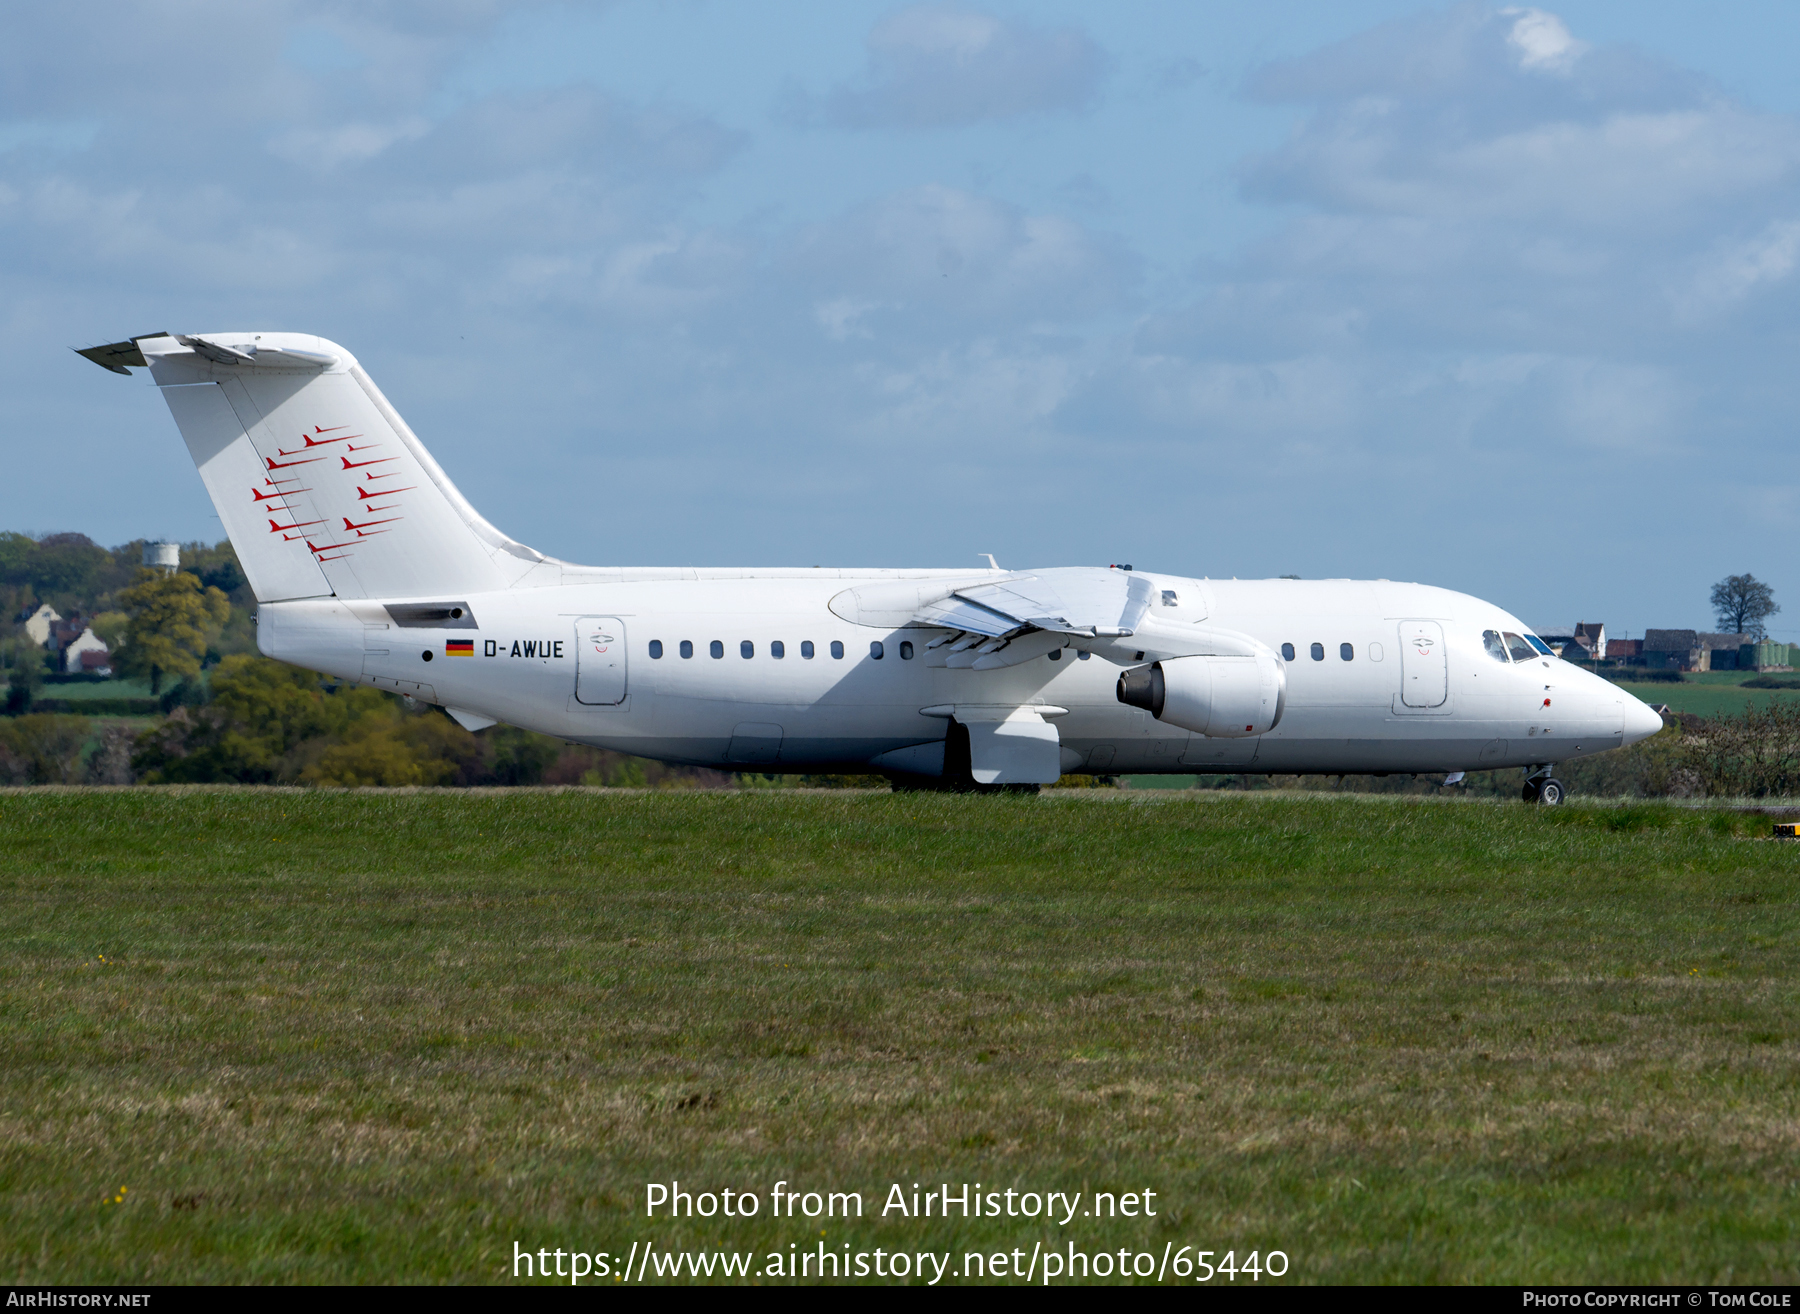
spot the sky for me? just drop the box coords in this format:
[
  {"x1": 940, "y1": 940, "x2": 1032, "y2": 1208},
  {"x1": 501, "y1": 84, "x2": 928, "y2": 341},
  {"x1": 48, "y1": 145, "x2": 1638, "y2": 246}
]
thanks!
[{"x1": 5, "y1": 2, "x2": 1800, "y2": 639}]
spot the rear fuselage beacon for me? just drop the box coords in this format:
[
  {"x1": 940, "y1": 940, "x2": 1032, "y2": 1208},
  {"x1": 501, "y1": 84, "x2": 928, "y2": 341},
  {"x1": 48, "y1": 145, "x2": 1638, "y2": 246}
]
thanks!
[{"x1": 81, "y1": 331, "x2": 1663, "y2": 796}]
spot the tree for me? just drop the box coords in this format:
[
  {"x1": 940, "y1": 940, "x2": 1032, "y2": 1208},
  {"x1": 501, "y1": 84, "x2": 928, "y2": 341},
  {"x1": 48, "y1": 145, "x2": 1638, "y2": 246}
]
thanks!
[
  {"x1": 0, "y1": 714, "x2": 91, "y2": 783},
  {"x1": 88, "y1": 610, "x2": 129, "y2": 653},
  {"x1": 1710, "y1": 573, "x2": 1780, "y2": 637},
  {"x1": 1, "y1": 635, "x2": 45, "y2": 714},
  {"x1": 29, "y1": 532, "x2": 110, "y2": 604},
  {"x1": 114, "y1": 568, "x2": 229, "y2": 694}
]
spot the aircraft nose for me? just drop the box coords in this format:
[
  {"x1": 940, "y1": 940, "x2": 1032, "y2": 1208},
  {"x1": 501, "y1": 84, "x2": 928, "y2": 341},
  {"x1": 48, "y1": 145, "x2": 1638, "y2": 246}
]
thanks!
[{"x1": 1622, "y1": 694, "x2": 1665, "y2": 745}]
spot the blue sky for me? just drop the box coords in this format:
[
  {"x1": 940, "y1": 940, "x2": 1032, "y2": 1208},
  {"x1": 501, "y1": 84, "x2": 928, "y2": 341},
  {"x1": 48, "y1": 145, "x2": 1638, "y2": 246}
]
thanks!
[{"x1": 7, "y1": 2, "x2": 1800, "y2": 639}]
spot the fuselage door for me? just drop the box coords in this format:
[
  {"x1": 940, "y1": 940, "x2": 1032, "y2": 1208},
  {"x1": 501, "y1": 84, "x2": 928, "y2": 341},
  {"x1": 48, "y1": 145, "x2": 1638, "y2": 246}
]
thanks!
[
  {"x1": 574, "y1": 616, "x2": 627, "y2": 705},
  {"x1": 1398, "y1": 620, "x2": 1448, "y2": 708}
]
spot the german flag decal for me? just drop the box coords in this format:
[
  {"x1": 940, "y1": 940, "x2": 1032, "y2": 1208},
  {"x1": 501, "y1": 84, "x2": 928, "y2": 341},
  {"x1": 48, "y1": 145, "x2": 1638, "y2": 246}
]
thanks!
[{"x1": 445, "y1": 640, "x2": 475, "y2": 657}]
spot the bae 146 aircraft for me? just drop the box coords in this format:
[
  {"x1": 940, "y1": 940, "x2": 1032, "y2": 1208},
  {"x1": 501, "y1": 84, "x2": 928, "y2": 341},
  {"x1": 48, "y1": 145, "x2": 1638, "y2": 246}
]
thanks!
[{"x1": 80, "y1": 331, "x2": 1663, "y2": 802}]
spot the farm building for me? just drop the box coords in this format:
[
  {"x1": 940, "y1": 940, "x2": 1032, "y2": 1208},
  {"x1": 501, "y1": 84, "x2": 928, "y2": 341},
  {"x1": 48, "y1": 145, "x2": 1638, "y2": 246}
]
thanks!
[{"x1": 1640, "y1": 629, "x2": 1786, "y2": 672}]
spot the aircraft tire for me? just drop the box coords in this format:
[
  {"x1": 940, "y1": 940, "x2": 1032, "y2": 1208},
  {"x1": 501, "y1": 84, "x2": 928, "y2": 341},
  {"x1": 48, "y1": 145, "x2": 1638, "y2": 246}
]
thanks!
[
  {"x1": 1538, "y1": 778, "x2": 1566, "y2": 805},
  {"x1": 1521, "y1": 780, "x2": 1541, "y2": 803}
]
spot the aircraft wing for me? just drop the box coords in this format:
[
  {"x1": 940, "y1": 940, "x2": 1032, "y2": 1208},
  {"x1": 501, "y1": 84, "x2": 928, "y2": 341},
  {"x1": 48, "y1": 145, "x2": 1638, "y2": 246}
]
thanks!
[{"x1": 914, "y1": 567, "x2": 1153, "y2": 669}]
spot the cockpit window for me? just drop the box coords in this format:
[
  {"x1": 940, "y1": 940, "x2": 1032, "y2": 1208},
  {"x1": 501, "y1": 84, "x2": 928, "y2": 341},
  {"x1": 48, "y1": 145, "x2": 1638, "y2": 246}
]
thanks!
[
  {"x1": 1503, "y1": 632, "x2": 1536, "y2": 662},
  {"x1": 1525, "y1": 634, "x2": 1553, "y2": 656},
  {"x1": 1483, "y1": 630, "x2": 1508, "y2": 663}
]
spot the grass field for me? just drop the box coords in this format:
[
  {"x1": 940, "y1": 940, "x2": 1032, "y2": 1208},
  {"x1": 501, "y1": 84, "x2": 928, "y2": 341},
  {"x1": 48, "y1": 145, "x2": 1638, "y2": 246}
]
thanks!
[
  {"x1": 1612, "y1": 677, "x2": 1800, "y2": 719},
  {"x1": 2, "y1": 788, "x2": 1798, "y2": 1285}
]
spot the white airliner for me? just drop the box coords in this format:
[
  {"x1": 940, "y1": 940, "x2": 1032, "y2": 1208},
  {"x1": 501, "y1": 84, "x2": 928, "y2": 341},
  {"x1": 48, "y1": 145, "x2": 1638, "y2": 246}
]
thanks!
[{"x1": 82, "y1": 331, "x2": 1663, "y2": 802}]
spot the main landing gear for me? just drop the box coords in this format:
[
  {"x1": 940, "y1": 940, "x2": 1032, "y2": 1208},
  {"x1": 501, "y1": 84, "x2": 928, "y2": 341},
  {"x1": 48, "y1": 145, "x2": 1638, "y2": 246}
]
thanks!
[{"x1": 1522, "y1": 765, "x2": 1565, "y2": 805}]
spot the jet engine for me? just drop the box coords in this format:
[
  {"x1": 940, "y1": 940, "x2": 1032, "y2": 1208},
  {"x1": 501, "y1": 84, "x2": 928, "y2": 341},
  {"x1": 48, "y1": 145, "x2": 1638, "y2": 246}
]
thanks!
[{"x1": 1116, "y1": 653, "x2": 1286, "y2": 738}]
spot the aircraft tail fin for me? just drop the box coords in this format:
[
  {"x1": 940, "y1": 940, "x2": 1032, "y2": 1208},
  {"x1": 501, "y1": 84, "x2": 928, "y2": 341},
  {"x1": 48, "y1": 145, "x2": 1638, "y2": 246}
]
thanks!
[{"x1": 80, "y1": 333, "x2": 553, "y2": 603}]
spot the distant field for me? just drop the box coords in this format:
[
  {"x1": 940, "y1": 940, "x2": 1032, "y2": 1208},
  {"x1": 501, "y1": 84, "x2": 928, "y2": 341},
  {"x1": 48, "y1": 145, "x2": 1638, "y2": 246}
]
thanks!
[
  {"x1": 1611, "y1": 675, "x2": 1800, "y2": 718},
  {"x1": 2, "y1": 789, "x2": 1797, "y2": 1285}
]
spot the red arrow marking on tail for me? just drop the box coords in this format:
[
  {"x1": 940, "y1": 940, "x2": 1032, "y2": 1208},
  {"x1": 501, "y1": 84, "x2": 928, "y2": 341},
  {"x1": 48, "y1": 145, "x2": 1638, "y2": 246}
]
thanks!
[
  {"x1": 268, "y1": 455, "x2": 322, "y2": 470},
  {"x1": 312, "y1": 425, "x2": 348, "y2": 434},
  {"x1": 281, "y1": 533, "x2": 309, "y2": 542},
  {"x1": 347, "y1": 442, "x2": 380, "y2": 451},
  {"x1": 269, "y1": 518, "x2": 325, "y2": 533},
  {"x1": 315, "y1": 554, "x2": 352, "y2": 562},
  {"x1": 358, "y1": 485, "x2": 413, "y2": 499},
  {"x1": 263, "y1": 475, "x2": 301, "y2": 487},
  {"x1": 362, "y1": 503, "x2": 400, "y2": 512},
  {"x1": 353, "y1": 528, "x2": 392, "y2": 538},
  {"x1": 252, "y1": 487, "x2": 307, "y2": 502},
  {"x1": 305, "y1": 538, "x2": 362, "y2": 555},
  {"x1": 343, "y1": 516, "x2": 401, "y2": 531},
  {"x1": 279, "y1": 434, "x2": 355, "y2": 455},
  {"x1": 342, "y1": 456, "x2": 396, "y2": 469}
]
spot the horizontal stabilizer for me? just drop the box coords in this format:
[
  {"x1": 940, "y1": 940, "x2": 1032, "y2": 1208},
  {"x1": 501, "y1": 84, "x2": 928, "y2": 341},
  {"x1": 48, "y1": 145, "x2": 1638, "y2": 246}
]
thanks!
[
  {"x1": 77, "y1": 332, "x2": 334, "y2": 374},
  {"x1": 181, "y1": 335, "x2": 338, "y2": 370},
  {"x1": 75, "y1": 335, "x2": 164, "y2": 375}
]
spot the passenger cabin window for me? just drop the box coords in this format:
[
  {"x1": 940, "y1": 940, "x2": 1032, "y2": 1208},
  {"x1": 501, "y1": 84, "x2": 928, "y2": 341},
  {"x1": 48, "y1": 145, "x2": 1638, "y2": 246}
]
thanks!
[
  {"x1": 870, "y1": 641, "x2": 885, "y2": 660},
  {"x1": 801, "y1": 640, "x2": 815, "y2": 659},
  {"x1": 899, "y1": 641, "x2": 914, "y2": 660},
  {"x1": 1503, "y1": 632, "x2": 1535, "y2": 663},
  {"x1": 1483, "y1": 630, "x2": 1508, "y2": 662},
  {"x1": 1340, "y1": 643, "x2": 1354, "y2": 661},
  {"x1": 740, "y1": 640, "x2": 754, "y2": 659},
  {"x1": 1310, "y1": 642, "x2": 1324, "y2": 661},
  {"x1": 771, "y1": 640, "x2": 785, "y2": 659},
  {"x1": 680, "y1": 640, "x2": 693, "y2": 659},
  {"x1": 649, "y1": 640, "x2": 663, "y2": 659},
  {"x1": 1281, "y1": 643, "x2": 1296, "y2": 661},
  {"x1": 830, "y1": 640, "x2": 844, "y2": 659},
  {"x1": 710, "y1": 640, "x2": 724, "y2": 659}
]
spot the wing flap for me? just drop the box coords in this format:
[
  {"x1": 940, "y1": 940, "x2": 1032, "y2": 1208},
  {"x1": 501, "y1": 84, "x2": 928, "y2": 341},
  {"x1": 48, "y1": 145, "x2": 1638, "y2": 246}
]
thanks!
[{"x1": 907, "y1": 566, "x2": 1149, "y2": 667}]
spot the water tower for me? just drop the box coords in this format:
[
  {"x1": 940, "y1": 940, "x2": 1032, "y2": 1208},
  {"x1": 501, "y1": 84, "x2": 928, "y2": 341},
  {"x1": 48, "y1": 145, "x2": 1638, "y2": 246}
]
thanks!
[{"x1": 143, "y1": 540, "x2": 179, "y2": 573}]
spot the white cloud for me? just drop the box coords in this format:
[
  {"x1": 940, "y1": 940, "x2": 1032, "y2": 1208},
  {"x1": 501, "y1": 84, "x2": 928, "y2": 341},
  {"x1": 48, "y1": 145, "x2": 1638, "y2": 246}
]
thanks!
[
  {"x1": 1216, "y1": 2, "x2": 1800, "y2": 374},
  {"x1": 783, "y1": 184, "x2": 1134, "y2": 334},
  {"x1": 814, "y1": 298, "x2": 882, "y2": 340},
  {"x1": 803, "y1": 5, "x2": 1104, "y2": 129},
  {"x1": 1684, "y1": 220, "x2": 1800, "y2": 315},
  {"x1": 1503, "y1": 8, "x2": 1585, "y2": 73},
  {"x1": 267, "y1": 119, "x2": 429, "y2": 170}
]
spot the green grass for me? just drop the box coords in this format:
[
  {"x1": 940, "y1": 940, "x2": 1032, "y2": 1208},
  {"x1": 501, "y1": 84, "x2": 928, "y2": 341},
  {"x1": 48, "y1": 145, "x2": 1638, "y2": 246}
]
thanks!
[
  {"x1": 1604, "y1": 666, "x2": 1800, "y2": 719},
  {"x1": 1612, "y1": 678, "x2": 1800, "y2": 718},
  {"x1": 2, "y1": 788, "x2": 1798, "y2": 1285}
]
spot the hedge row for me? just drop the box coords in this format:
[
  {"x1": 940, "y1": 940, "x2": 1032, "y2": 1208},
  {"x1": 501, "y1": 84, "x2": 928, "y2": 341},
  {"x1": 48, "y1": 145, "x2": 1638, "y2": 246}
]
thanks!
[{"x1": 22, "y1": 698, "x2": 162, "y2": 716}]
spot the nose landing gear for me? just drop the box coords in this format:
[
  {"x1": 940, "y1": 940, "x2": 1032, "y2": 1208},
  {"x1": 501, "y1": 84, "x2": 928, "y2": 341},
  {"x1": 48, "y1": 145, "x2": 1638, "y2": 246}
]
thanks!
[{"x1": 1523, "y1": 766, "x2": 1565, "y2": 805}]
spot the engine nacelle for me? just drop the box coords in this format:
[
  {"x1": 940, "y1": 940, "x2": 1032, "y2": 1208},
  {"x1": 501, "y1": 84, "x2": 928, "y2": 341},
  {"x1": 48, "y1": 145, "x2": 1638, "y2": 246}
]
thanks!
[{"x1": 1116, "y1": 653, "x2": 1286, "y2": 738}]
